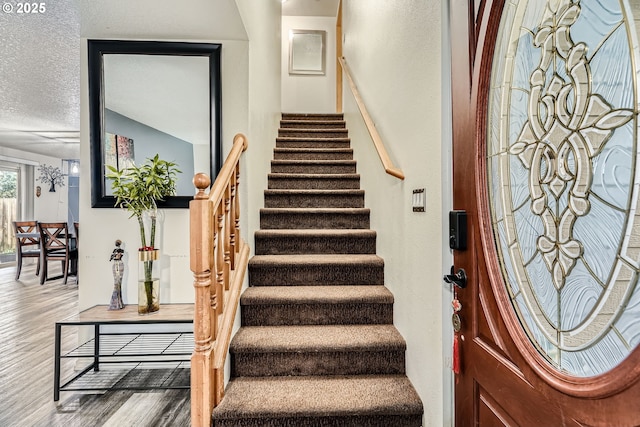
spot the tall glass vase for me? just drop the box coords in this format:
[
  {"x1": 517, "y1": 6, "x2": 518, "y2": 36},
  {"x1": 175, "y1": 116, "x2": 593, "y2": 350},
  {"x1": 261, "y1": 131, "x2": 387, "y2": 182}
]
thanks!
[
  {"x1": 138, "y1": 248, "x2": 159, "y2": 314},
  {"x1": 137, "y1": 209, "x2": 161, "y2": 315}
]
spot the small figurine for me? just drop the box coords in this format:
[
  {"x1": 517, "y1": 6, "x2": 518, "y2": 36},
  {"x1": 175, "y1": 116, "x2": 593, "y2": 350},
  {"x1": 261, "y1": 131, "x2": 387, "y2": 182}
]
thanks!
[{"x1": 108, "y1": 239, "x2": 125, "y2": 310}]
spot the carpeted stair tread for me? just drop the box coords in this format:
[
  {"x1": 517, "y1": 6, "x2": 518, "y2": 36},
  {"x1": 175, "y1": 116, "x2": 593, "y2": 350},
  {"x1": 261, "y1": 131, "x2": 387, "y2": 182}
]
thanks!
[
  {"x1": 254, "y1": 228, "x2": 376, "y2": 241},
  {"x1": 250, "y1": 254, "x2": 383, "y2": 267},
  {"x1": 273, "y1": 147, "x2": 354, "y2": 160},
  {"x1": 255, "y1": 229, "x2": 376, "y2": 254},
  {"x1": 280, "y1": 120, "x2": 347, "y2": 129},
  {"x1": 271, "y1": 159, "x2": 356, "y2": 168},
  {"x1": 276, "y1": 137, "x2": 351, "y2": 142},
  {"x1": 264, "y1": 190, "x2": 364, "y2": 201},
  {"x1": 282, "y1": 112, "x2": 344, "y2": 120},
  {"x1": 264, "y1": 190, "x2": 364, "y2": 209},
  {"x1": 273, "y1": 148, "x2": 352, "y2": 152},
  {"x1": 270, "y1": 160, "x2": 357, "y2": 174},
  {"x1": 260, "y1": 208, "x2": 370, "y2": 229},
  {"x1": 268, "y1": 173, "x2": 359, "y2": 179},
  {"x1": 212, "y1": 375, "x2": 423, "y2": 424},
  {"x1": 230, "y1": 325, "x2": 406, "y2": 377},
  {"x1": 265, "y1": 189, "x2": 364, "y2": 195},
  {"x1": 276, "y1": 136, "x2": 351, "y2": 144},
  {"x1": 278, "y1": 128, "x2": 349, "y2": 139},
  {"x1": 241, "y1": 285, "x2": 393, "y2": 305},
  {"x1": 240, "y1": 285, "x2": 393, "y2": 326},
  {"x1": 279, "y1": 128, "x2": 347, "y2": 133},
  {"x1": 254, "y1": 229, "x2": 376, "y2": 237},
  {"x1": 231, "y1": 324, "x2": 405, "y2": 353},
  {"x1": 276, "y1": 138, "x2": 351, "y2": 149},
  {"x1": 249, "y1": 254, "x2": 384, "y2": 286},
  {"x1": 261, "y1": 207, "x2": 369, "y2": 213},
  {"x1": 268, "y1": 173, "x2": 360, "y2": 190}
]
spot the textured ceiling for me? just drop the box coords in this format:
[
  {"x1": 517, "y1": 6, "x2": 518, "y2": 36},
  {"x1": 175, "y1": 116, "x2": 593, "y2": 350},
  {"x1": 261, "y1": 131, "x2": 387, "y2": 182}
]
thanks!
[
  {"x1": 0, "y1": 0, "x2": 337, "y2": 160},
  {"x1": 283, "y1": 0, "x2": 340, "y2": 17},
  {"x1": 78, "y1": 0, "x2": 248, "y2": 41},
  {"x1": 0, "y1": 0, "x2": 80, "y2": 159},
  {"x1": 0, "y1": 0, "x2": 246, "y2": 160}
]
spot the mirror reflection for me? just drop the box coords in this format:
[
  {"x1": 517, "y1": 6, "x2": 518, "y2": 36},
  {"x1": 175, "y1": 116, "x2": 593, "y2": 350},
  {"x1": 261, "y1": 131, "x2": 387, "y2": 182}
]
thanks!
[
  {"x1": 88, "y1": 40, "x2": 222, "y2": 208},
  {"x1": 103, "y1": 54, "x2": 209, "y2": 196}
]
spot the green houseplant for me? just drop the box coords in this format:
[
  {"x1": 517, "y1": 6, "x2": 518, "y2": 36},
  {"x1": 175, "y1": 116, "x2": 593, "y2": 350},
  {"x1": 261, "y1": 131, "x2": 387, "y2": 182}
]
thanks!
[{"x1": 106, "y1": 154, "x2": 180, "y2": 314}]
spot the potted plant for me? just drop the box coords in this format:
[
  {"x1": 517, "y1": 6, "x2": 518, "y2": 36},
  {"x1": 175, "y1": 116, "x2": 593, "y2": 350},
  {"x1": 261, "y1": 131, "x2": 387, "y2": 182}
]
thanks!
[{"x1": 106, "y1": 154, "x2": 181, "y2": 314}]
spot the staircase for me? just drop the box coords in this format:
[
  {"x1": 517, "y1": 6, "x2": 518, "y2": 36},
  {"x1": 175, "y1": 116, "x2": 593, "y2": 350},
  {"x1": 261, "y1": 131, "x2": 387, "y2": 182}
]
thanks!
[{"x1": 211, "y1": 113, "x2": 424, "y2": 426}]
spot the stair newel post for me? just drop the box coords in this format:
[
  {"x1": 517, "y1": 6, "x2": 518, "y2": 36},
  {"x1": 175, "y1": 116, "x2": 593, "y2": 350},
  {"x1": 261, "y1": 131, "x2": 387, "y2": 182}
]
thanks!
[
  {"x1": 223, "y1": 183, "x2": 232, "y2": 290},
  {"x1": 190, "y1": 173, "x2": 214, "y2": 427}
]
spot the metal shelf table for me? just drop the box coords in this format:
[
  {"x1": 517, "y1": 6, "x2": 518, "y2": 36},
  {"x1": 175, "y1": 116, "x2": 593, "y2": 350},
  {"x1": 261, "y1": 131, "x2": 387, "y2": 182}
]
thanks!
[{"x1": 53, "y1": 304, "x2": 194, "y2": 401}]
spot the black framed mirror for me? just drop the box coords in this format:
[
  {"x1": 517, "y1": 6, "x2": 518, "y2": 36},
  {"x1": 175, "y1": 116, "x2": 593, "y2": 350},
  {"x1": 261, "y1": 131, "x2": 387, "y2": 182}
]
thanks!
[{"x1": 88, "y1": 40, "x2": 222, "y2": 208}]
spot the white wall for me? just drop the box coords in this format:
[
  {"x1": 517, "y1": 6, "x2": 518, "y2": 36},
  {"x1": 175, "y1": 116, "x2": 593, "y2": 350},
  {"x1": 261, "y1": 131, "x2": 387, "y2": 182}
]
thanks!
[
  {"x1": 78, "y1": 39, "x2": 249, "y2": 310},
  {"x1": 235, "y1": 0, "x2": 282, "y2": 246},
  {"x1": 0, "y1": 147, "x2": 69, "y2": 222},
  {"x1": 342, "y1": 1, "x2": 446, "y2": 425},
  {"x1": 231, "y1": 0, "x2": 282, "y2": 383},
  {"x1": 34, "y1": 166, "x2": 69, "y2": 223},
  {"x1": 281, "y1": 16, "x2": 336, "y2": 113}
]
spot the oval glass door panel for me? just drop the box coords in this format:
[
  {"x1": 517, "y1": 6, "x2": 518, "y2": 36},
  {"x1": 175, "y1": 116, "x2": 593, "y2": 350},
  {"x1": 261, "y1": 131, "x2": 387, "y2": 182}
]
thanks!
[{"x1": 487, "y1": 0, "x2": 640, "y2": 376}]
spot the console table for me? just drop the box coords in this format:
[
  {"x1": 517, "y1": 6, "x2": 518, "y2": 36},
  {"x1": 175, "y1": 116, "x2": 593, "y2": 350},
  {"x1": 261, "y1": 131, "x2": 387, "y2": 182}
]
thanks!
[{"x1": 54, "y1": 304, "x2": 194, "y2": 401}]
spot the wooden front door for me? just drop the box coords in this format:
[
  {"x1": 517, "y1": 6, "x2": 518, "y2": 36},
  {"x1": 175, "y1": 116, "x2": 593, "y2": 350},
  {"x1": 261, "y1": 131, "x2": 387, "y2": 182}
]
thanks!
[{"x1": 450, "y1": 0, "x2": 640, "y2": 425}]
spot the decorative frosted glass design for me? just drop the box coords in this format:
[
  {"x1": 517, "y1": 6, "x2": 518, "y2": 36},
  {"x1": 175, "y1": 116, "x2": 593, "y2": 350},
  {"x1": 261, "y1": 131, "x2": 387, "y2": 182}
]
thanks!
[{"x1": 487, "y1": 0, "x2": 640, "y2": 376}]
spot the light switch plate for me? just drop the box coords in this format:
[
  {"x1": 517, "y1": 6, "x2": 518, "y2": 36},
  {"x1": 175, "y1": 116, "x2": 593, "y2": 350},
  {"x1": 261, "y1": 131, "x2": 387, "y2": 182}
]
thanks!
[{"x1": 412, "y1": 188, "x2": 425, "y2": 212}]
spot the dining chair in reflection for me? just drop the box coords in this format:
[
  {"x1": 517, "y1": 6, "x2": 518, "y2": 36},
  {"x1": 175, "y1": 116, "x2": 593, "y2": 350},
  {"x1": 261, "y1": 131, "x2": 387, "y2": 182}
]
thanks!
[
  {"x1": 13, "y1": 221, "x2": 41, "y2": 280},
  {"x1": 38, "y1": 222, "x2": 78, "y2": 285},
  {"x1": 73, "y1": 222, "x2": 79, "y2": 282}
]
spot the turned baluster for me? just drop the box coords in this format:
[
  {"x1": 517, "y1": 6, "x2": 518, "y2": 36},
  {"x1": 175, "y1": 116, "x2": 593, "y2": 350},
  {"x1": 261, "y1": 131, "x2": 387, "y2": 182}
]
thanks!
[
  {"x1": 223, "y1": 183, "x2": 232, "y2": 290},
  {"x1": 215, "y1": 205, "x2": 225, "y2": 319},
  {"x1": 233, "y1": 134, "x2": 247, "y2": 266},
  {"x1": 229, "y1": 169, "x2": 237, "y2": 269},
  {"x1": 209, "y1": 207, "x2": 219, "y2": 341}
]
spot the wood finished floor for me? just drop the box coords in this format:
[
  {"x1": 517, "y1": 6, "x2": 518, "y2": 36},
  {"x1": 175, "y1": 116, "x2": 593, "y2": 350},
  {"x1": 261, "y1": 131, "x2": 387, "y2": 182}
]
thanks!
[{"x1": 0, "y1": 262, "x2": 190, "y2": 427}]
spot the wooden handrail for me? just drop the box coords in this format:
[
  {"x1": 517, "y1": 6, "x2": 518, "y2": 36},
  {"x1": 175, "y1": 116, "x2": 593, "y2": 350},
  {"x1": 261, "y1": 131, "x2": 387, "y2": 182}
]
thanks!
[
  {"x1": 338, "y1": 57, "x2": 405, "y2": 180},
  {"x1": 190, "y1": 133, "x2": 250, "y2": 427}
]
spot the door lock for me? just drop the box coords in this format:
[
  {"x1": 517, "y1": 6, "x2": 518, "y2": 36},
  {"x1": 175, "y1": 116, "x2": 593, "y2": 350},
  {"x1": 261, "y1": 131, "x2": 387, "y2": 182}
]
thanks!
[
  {"x1": 443, "y1": 266, "x2": 467, "y2": 288},
  {"x1": 449, "y1": 210, "x2": 467, "y2": 250}
]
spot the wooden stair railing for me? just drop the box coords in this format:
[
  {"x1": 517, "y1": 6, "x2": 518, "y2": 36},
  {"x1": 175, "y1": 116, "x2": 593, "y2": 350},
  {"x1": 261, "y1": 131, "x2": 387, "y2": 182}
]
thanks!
[
  {"x1": 190, "y1": 133, "x2": 250, "y2": 427},
  {"x1": 338, "y1": 56, "x2": 405, "y2": 180}
]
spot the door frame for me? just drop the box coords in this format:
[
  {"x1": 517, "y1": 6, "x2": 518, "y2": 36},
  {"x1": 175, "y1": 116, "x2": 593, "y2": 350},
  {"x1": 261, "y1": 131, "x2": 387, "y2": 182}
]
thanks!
[{"x1": 442, "y1": 1, "x2": 456, "y2": 426}]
